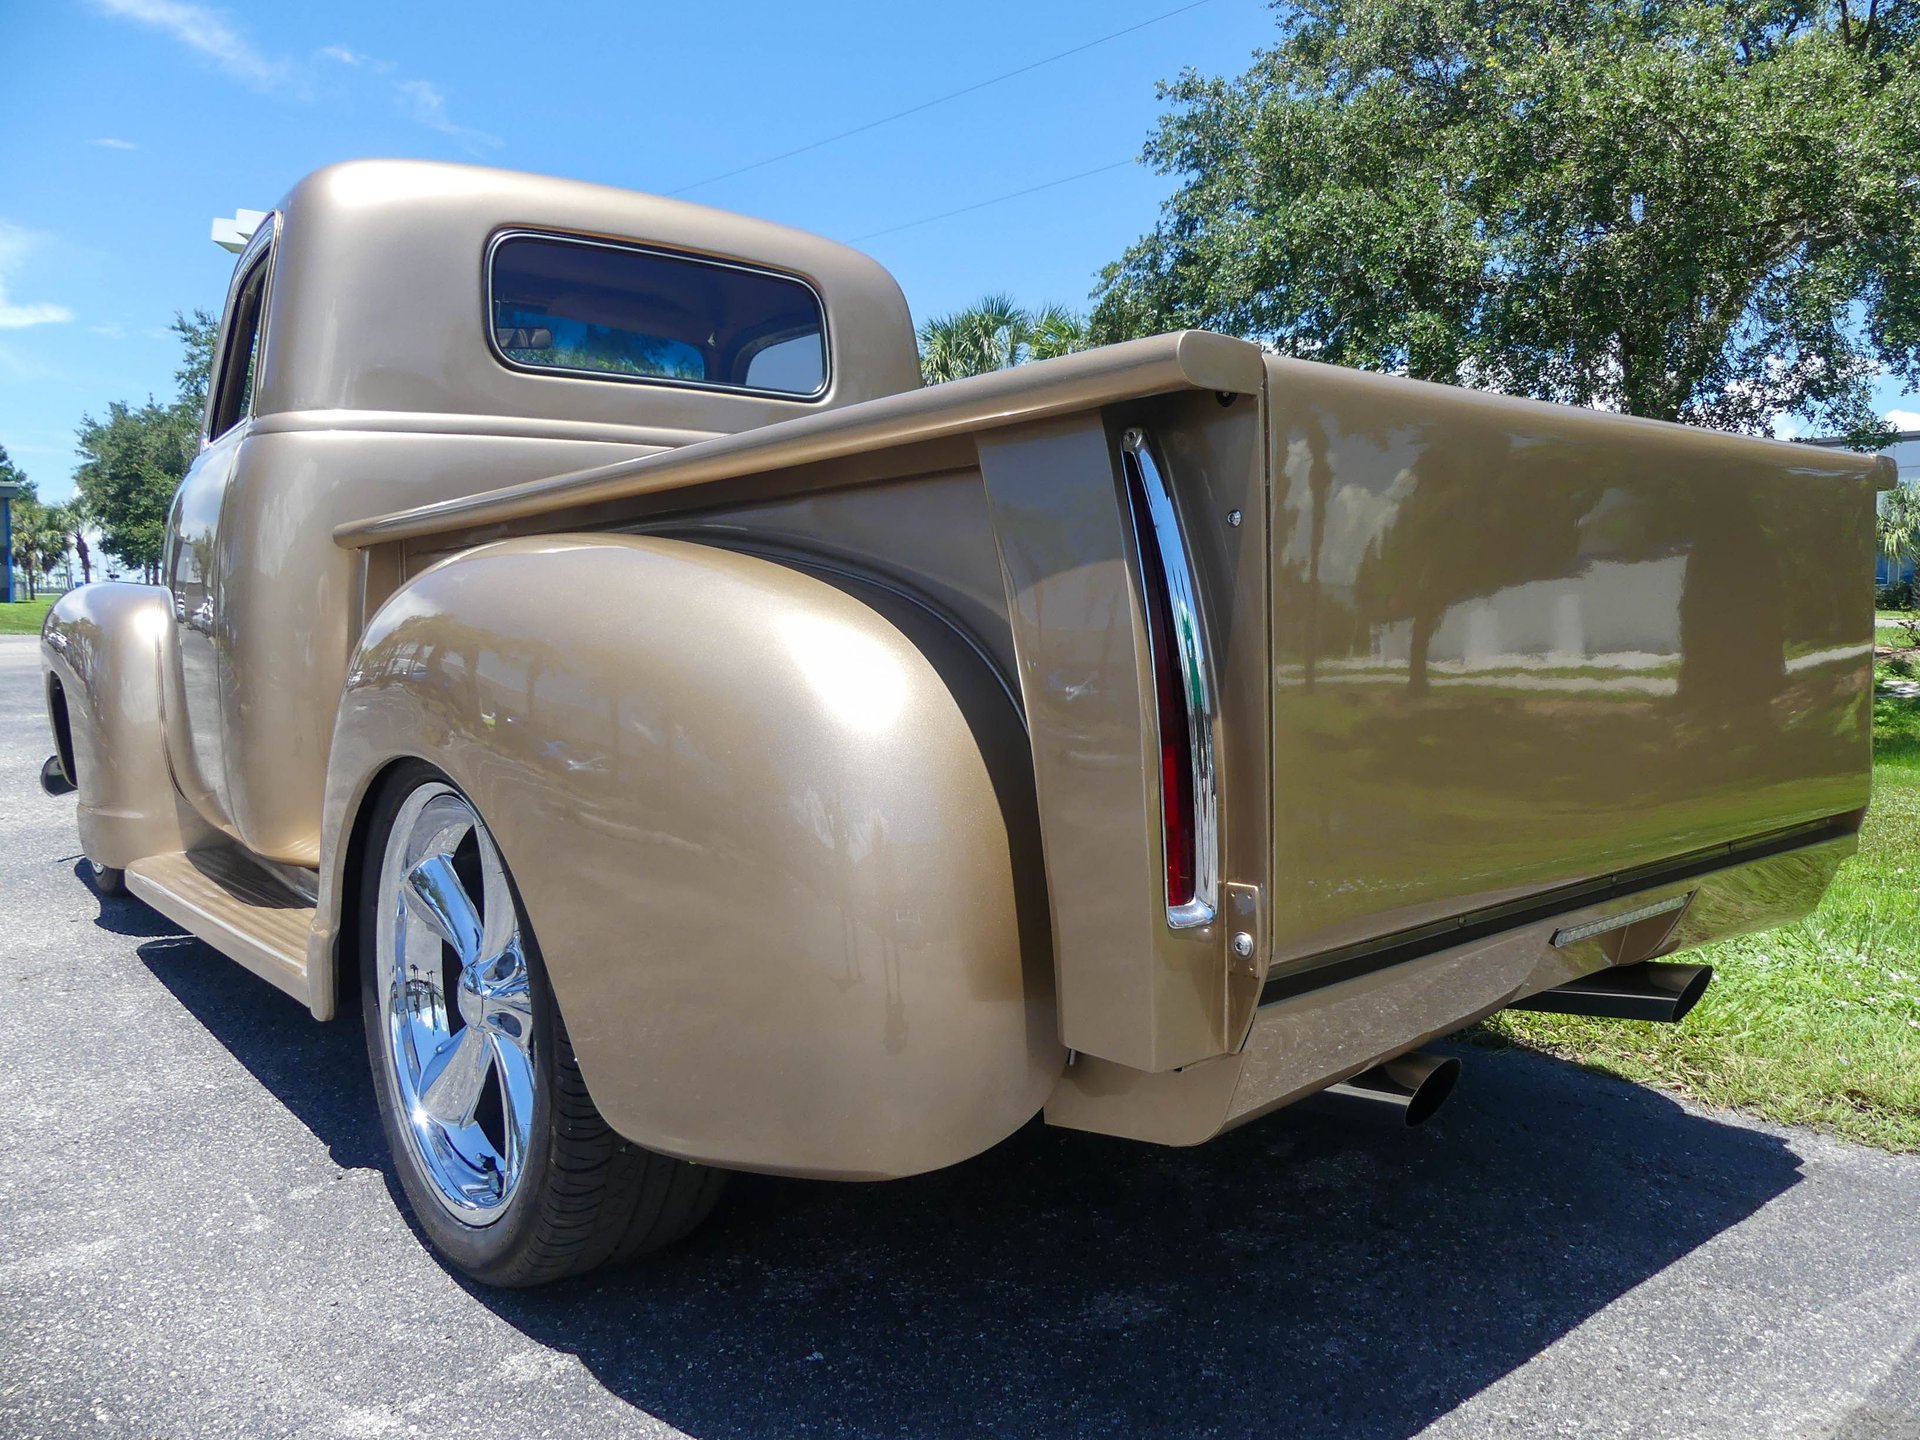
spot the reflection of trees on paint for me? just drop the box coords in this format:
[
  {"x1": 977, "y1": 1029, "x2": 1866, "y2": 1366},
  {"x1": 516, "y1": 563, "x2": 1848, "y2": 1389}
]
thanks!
[{"x1": 1352, "y1": 430, "x2": 1598, "y2": 694}]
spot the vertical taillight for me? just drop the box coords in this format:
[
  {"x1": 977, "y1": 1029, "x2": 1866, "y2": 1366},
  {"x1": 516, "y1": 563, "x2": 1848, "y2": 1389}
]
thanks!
[{"x1": 1119, "y1": 428, "x2": 1218, "y2": 929}]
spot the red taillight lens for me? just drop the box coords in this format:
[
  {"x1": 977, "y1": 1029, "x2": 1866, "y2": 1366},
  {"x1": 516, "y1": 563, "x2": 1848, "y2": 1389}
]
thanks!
[{"x1": 1123, "y1": 446, "x2": 1198, "y2": 908}]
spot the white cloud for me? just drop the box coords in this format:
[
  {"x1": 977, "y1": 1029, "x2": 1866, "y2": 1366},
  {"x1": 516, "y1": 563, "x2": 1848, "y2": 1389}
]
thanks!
[
  {"x1": 92, "y1": 0, "x2": 290, "y2": 89},
  {"x1": 0, "y1": 224, "x2": 73, "y2": 331},
  {"x1": 1887, "y1": 409, "x2": 1920, "y2": 433},
  {"x1": 0, "y1": 299, "x2": 74, "y2": 329},
  {"x1": 319, "y1": 44, "x2": 392, "y2": 73},
  {"x1": 94, "y1": 4, "x2": 499, "y2": 150},
  {"x1": 89, "y1": 137, "x2": 138, "y2": 151},
  {"x1": 90, "y1": 322, "x2": 127, "y2": 339},
  {"x1": 396, "y1": 79, "x2": 501, "y2": 152}
]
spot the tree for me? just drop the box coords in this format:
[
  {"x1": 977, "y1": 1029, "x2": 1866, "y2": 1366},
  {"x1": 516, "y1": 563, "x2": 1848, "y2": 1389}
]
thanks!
[
  {"x1": 73, "y1": 400, "x2": 197, "y2": 583},
  {"x1": 1094, "y1": 0, "x2": 1920, "y2": 440},
  {"x1": 2, "y1": 446, "x2": 29, "y2": 602},
  {"x1": 7, "y1": 482, "x2": 70, "y2": 601},
  {"x1": 172, "y1": 307, "x2": 219, "y2": 408},
  {"x1": 918, "y1": 295, "x2": 1093, "y2": 383},
  {"x1": 73, "y1": 309, "x2": 216, "y2": 583},
  {"x1": 59, "y1": 490, "x2": 94, "y2": 585},
  {"x1": 1881, "y1": 483, "x2": 1920, "y2": 582}
]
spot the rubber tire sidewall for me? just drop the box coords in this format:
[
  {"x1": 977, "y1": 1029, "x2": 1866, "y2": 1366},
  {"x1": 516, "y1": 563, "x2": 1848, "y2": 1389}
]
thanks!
[{"x1": 357, "y1": 760, "x2": 562, "y2": 1286}]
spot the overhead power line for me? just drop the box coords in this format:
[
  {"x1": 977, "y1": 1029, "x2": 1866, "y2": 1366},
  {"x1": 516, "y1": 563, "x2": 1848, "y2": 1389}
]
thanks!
[
  {"x1": 850, "y1": 158, "x2": 1140, "y2": 242},
  {"x1": 665, "y1": 0, "x2": 1214, "y2": 197}
]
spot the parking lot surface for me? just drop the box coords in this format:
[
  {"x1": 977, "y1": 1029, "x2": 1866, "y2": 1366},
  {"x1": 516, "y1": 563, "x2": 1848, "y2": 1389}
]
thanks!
[{"x1": 2, "y1": 633, "x2": 1917, "y2": 1439}]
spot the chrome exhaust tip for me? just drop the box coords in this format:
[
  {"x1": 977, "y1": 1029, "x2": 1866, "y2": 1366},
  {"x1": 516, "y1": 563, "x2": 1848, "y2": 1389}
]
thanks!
[
  {"x1": 1321, "y1": 1051, "x2": 1462, "y2": 1128},
  {"x1": 1510, "y1": 961, "x2": 1713, "y2": 1024},
  {"x1": 39, "y1": 755, "x2": 75, "y2": 797}
]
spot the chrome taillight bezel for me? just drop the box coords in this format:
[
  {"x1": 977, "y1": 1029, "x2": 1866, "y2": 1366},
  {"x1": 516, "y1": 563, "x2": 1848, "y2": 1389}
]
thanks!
[{"x1": 1119, "y1": 426, "x2": 1219, "y2": 931}]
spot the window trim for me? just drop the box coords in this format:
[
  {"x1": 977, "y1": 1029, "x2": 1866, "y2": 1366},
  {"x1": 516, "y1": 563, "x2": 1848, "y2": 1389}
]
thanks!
[
  {"x1": 206, "y1": 212, "x2": 279, "y2": 442},
  {"x1": 481, "y1": 228, "x2": 832, "y2": 403}
]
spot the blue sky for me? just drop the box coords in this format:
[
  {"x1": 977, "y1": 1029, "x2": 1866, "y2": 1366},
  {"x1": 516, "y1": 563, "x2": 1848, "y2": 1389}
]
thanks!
[{"x1": 1, "y1": 0, "x2": 1914, "y2": 503}]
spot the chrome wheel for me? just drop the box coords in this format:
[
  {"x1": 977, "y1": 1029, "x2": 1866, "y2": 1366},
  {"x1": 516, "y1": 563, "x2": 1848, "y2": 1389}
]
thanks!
[{"x1": 374, "y1": 782, "x2": 533, "y2": 1225}]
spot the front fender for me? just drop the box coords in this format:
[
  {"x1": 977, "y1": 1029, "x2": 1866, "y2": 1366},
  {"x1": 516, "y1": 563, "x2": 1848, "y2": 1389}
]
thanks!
[
  {"x1": 318, "y1": 535, "x2": 1061, "y2": 1179},
  {"x1": 40, "y1": 583, "x2": 211, "y2": 869}
]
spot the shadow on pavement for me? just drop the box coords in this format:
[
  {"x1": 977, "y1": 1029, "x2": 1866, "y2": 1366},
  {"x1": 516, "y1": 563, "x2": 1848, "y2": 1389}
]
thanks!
[
  {"x1": 79, "y1": 860, "x2": 193, "y2": 940},
  {"x1": 139, "y1": 933, "x2": 388, "y2": 1174},
  {"x1": 140, "y1": 932, "x2": 1802, "y2": 1440}
]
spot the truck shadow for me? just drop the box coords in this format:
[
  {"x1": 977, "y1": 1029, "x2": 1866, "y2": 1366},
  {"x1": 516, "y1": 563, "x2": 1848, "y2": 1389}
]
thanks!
[{"x1": 139, "y1": 932, "x2": 1803, "y2": 1440}]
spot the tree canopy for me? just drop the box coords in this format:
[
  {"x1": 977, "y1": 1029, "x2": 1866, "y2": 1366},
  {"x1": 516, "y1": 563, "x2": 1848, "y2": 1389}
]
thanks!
[
  {"x1": 73, "y1": 308, "x2": 217, "y2": 581},
  {"x1": 1093, "y1": 0, "x2": 1920, "y2": 440}
]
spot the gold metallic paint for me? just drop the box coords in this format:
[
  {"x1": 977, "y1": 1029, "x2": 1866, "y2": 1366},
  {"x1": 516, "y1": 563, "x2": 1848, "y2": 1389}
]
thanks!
[
  {"x1": 1262, "y1": 356, "x2": 1880, "y2": 969},
  {"x1": 39, "y1": 158, "x2": 1886, "y2": 1176},
  {"x1": 1043, "y1": 835, "x2": 1853, "y2": 1145},
  {"x1": 976, "y1": 393, "x2": 1269, "y2": 1074},
  {"x1": 319, "y1": 535, "x2": 1062, "y2": 1179},
  {"x1": 41, "y1": 584, "x2": 221, "y2": 870}
]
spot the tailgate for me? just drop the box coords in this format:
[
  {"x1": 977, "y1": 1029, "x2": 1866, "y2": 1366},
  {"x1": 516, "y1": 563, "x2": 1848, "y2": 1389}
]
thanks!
[{"x1": 1264, "y1": 357, "x2": 1883, "y2": 970}]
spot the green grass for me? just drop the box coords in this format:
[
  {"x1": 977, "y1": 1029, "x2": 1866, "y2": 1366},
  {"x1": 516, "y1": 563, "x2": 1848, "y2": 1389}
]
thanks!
[
  {"x1": 1481, "y1": 696, "x2": 1920, "y2": 1151},
  {"x1": 0, "y1": 596, "x2": 53, "y2": 635},
  {"x1": 1878, "y1": 609, "x2": 1920, "y2": 650}
]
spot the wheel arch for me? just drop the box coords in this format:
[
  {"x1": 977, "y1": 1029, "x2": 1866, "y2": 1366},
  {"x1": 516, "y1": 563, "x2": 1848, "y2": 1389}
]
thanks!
[
  {"x1": 306, "y1": 753, "x2": 413, "y2": 1022},
  {"x1": 313, "y1": 533, "x2": 1062, "y2": 1179}
]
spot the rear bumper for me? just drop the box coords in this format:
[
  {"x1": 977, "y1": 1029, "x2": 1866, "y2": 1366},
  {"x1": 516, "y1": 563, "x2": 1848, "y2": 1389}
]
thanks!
[{"x1": 1042, "y1": 826, "x2": 1855, "y2": 1146}]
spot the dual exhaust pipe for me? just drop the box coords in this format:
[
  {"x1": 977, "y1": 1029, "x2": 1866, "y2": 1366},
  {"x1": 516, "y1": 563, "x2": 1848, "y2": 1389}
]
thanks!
[
  {"x1": 1508, "y1": 960, "x2": 1714, "y2": 1024},
  {"x1": 1309, "y1": 960, "x2": 1713, "y2": 1129},
  {"x1": 40, "y1": 755, "x2": 75, "y2": 797},
  {"x1": 1320, "y1": 1052, "x2": 1462, "y2": 1128}
]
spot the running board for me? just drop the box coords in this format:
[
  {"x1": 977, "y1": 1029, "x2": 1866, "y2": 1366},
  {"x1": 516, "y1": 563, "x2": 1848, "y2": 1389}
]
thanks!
[{"x1": 125, "y1": 849, "x2": 315, "y2": 1004}]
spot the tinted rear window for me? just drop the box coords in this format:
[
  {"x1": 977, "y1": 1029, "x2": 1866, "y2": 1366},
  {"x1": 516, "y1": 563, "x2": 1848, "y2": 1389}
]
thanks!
[{"x1": 488, "y1": 233, "x2": 828, "y2": 398}]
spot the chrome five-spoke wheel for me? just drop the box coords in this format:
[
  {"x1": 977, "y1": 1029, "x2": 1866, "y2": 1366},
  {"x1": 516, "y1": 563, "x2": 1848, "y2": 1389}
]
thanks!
[
  {"x1": 359, "y1": 763, "x2": 725, "y2": 1286},
  {"x1": 375, "y1": 781, "x2": 532, "y2": 1223}
]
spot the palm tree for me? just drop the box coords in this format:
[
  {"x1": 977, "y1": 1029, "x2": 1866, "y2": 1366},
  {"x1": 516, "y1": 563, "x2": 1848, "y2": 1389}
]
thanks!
[
  {"x1": 9, "y1": 498, "x2": 65, "y2": 601},
  {"x1": 1879, "y1": 485, "x2": 1920, "y2": 649},
  {"x1": 59, "y1": 492, "x2": 94, "y2": 584},
  {"x1": 917, "y1": 295, "x2": 1092, "y2": 384},
  {"x1": 1879, "y1": 484, "x2": 1920, "y2": 591}
]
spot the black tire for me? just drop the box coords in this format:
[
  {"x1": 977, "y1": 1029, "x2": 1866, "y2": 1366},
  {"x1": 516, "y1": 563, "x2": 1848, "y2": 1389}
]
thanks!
[
  {"x1": 358, "y1": 761, "x2": 725, "y2": 1287},
  {"x1": 88, "y1": 861, "x2": 124, "y2": 895}
]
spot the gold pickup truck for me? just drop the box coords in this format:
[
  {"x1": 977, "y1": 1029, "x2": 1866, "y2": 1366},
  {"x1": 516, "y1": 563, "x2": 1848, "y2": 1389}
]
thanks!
[{"x1": 38, "y1": 160, "x2": 1891, "y2": 1286}]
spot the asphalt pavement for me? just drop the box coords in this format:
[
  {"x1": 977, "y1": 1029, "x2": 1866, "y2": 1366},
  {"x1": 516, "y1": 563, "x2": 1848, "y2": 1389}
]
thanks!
[{"x1": 2, "y1": 632, "x2": 1917, "y2": 1439}]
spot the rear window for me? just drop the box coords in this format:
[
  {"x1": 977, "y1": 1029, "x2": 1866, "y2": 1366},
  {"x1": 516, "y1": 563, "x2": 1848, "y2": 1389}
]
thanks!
[{"x1": 487, "y1": 232, "x2": 828, "y2": 399}]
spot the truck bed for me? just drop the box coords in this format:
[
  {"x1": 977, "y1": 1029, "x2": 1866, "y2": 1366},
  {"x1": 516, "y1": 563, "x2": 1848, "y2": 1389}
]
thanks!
[{"x1": 333, "y1": 332, "x2": 1889, "y2": 1078}]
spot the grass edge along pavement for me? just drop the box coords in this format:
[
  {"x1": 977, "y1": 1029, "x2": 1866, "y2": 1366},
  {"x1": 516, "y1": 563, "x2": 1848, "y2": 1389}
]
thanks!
[
  {"x1": 0, "y1": 595, "x2": 53, "y2": 635},
  {"x1": 1480, "y1": 684, "x2": 1920, "y2": 1153}
]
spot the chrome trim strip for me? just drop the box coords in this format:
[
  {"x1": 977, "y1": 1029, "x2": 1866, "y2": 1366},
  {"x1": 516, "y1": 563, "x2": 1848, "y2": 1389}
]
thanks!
[
  {"x1": 1121, "y1": 426, "x2": 1218, "y2": 930},
  {"x1": 207, "y1": 209, "x2": 280, "y2": 441}
]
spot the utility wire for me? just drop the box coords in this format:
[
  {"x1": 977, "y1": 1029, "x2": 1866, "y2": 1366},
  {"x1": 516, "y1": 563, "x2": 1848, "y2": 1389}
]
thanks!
[
  {"x1": 850, "y1": 158, "x2": 1140, "y2": 241},
  {"x1": 665, "y1": 0, "x2": 1213, "y2": 196}
]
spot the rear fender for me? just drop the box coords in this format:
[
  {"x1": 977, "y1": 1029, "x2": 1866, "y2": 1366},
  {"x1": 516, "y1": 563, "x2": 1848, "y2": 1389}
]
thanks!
[{"x1": 315, "y1": 534, "x2": 1062, "y2": 1179}]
